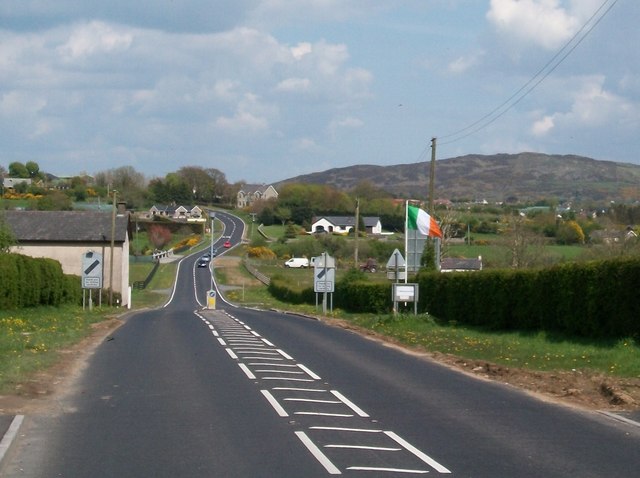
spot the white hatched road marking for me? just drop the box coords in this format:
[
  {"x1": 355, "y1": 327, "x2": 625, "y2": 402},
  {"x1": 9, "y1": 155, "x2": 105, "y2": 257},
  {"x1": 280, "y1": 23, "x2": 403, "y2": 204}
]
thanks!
[
  {"x1": 201, "y1": 311, "x2": 451, "y2": 475},
  {"x1": 295, "y1": 432, "x2": 342, "y2": 475}
]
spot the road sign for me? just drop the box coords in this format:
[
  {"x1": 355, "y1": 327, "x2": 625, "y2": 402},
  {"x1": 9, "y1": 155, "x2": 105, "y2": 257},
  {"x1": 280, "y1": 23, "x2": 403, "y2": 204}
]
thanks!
[
  {"x1": 81, "y1": 251, "x2": 103, "y2": 289},
  {"x1": 207, "y1": 289, "x2": 217, "y2": 309},
  {"x1": 314, "y1": 253, "x2": 336, "y2": 293}
]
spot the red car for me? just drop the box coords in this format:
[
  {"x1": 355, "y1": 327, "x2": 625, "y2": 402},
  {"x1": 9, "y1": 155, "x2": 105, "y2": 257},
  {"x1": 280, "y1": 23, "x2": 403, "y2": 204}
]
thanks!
[{"x1": 223, "y1": 240, "x2": 231, "y2": 248}]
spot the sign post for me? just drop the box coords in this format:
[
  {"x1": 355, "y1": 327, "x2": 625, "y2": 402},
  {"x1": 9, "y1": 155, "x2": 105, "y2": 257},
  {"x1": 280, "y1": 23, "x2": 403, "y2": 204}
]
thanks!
[
  {"x1": 81, "y1": 251, "x2": 103, "y2": 310},
  {"x1": 207, "y1": 290, "x2": 217, "y2": 310},
  {"x1": 314, "y1": 252, "x2": 336, "y2": 314}
]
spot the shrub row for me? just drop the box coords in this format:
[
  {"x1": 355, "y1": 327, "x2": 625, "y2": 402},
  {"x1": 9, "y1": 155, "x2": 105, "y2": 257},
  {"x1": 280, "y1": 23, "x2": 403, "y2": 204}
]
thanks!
[
  {"x1": 268, "y1": 257, "x2": 640, "y2": 339},
  {"x1": 0, "y1": 254, "x2": 82, "y2": 309},
  {"x1": 419, "y1": 258, "x2": 640, "y2": 338}
]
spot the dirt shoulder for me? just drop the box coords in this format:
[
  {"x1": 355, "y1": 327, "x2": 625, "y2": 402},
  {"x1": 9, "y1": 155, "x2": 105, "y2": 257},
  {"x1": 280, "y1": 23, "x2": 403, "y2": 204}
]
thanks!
[{"x1": 1, "y1": 307, "x2": 638, "y2": 416}]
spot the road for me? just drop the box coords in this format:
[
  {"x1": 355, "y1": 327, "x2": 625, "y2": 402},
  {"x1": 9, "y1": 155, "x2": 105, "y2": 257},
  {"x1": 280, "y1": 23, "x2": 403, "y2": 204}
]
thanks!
[{"x1": 1, "y1": 210, "x2": 639, "y2": 477}]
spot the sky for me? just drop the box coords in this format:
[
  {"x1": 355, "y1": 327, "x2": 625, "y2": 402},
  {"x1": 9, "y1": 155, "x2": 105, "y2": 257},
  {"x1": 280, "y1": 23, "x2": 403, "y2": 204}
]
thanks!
[{"x1": 1, "y1": 0, "x2": 638, "y2": 184}]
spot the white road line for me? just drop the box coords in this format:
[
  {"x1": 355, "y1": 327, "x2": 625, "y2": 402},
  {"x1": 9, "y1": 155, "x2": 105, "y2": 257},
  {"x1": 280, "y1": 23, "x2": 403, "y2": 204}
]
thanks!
[
  {"x1": 225, "y1": 348, "x2": 238, "y2": 359},
  {"x1": 331, "y1": 390, "x2": 369, "y2": 417},
  {"x1": 385, "y1": 431, "x2": 451, "y2": 474},
  {"x1": 261, "y1": 390, "x2": 289, "y2": 417},
  {"x1": 217, "y1": 338, "x2": 226, "y2": 346},
  {"x1": 251, "y1": 330, "x2": 261, "y2": 337},
  {"x1": 297, "y1": 363, "x2": 321, "y2": 380},
  {"x1": 250, "y1": 363, "x2": 297, "y2": 368},
  {"x1": 294, "y1": 412, "x2": 354, "y2": 417},
  {"x1": 234, "y1": 350, "x2": 280, "y2": 356},
  {"x1": 261, "y1": 338, "x2": 275, "y2": 346},
  {"x1": 310, "y1": 426, "x2": 383, "y2": 433},
  {"x1": 347, "y1": 466, "x2": 428, "y2": 474},
  {"x1": 238, "y1": 363, "x2": 256, "y2": 379},
  {"x1": 262, "y1": 377, "x2": 315, "y2": 382},
  {"x1": 277, "y1": 349, "x2": 293, "y2": 360},
  {"x1": 243, "y1": 356, "x2": 284, "y2": 361},
  {"x1": 325, "y1": 445, "x2": 402, "y2": 451},
  {"x1": 0, "y1": 415, "x2": 24, "y2": 464},
  {"x1": 295, "y1": 431, "x2": 341, "y2": 475},
  {"x1": 274, "y1": 387, "x2": 328, "y2": 393},
  {"x1": 284, "y1": 398, "x2": 341, "y2": 404},
  {"x1": 255, "y1": 370, "x2": 304, "y2": 375}
]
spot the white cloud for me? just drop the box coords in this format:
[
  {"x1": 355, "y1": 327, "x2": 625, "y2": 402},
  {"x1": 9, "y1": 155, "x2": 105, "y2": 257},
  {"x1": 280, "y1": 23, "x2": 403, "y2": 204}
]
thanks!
[
  {"x1": 291, "y1": 42, "x2": 312, "y2": 60},
  {"x1": 529, "y1": 76, "x2": 640, "y2": 138},
  {"x1": 531, "y1": 115, "x2": 555, "y2": 136},
  {"x1": 448, "y1": 50, "x2": 485, "y2": 74},
  {"x1": 276, "y1": 77, "x2": 311, "y2": 93},
  {"x1": 487, "y1": 0, "x2": 580, "y2": 50},
  {"x1": 57, "y1": 21, "x2": 132, "y2": 60}
]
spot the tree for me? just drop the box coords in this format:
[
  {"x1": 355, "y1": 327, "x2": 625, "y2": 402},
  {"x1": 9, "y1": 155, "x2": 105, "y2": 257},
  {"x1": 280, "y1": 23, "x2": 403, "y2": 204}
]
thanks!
[
  {"x1": 25, "y1": 161, "x2": 42, "y2": 179},
  {"x1": 148, "y1": 223, "x2": 172, "y2": 249},
  {"x1": 556, "y1": 220, "x2": 585, "y2": 245},
  {"x1": 0, "y1": 214, "x2": 16, "y2": 253},
  {"x1": 95, "y1": 166, "x2": 147, "y2": 208},
  {"x1": 8, "y1": 162, "x2": 29, "y2": 178}
]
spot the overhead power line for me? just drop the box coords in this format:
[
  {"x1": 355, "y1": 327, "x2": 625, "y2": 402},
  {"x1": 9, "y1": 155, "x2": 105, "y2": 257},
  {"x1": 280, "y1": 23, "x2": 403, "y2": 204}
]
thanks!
[{"x1": 437, "y1": 0, "x2": 619, "y2": 147}]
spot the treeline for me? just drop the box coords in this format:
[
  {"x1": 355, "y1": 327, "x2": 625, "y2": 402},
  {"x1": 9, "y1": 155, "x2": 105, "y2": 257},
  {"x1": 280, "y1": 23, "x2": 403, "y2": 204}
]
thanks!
[
  {"x1": 269, "y1": 258, "x2": 640, "y2": 340},
  {"x1": 0, "y1": 254, "x2": 82, "y2": 309}
]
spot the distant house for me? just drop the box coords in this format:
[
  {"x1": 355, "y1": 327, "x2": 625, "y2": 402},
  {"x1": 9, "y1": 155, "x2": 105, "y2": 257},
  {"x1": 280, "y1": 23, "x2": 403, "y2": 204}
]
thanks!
[
  {"x1": 148, "y1": 204, "x2": 202, "y2": 220},
  {"x1": 4, "y1": 210, "x2": 131, "y2": 306},
  {"x1": 590, "y1": 227, "x2": 638, "y2": 244},
  {"x1": 311, "y1": 216, "x2": 382, "y2": 235},
  {"x1": 440, "y1": 256, "x2": 483, "y2": 273},
  {"x1": 237, "y1": 184, "x2": 279, "y2": 209},
  {"x1": 2, "y1": 178, "x2": 32, "y2": 190}
]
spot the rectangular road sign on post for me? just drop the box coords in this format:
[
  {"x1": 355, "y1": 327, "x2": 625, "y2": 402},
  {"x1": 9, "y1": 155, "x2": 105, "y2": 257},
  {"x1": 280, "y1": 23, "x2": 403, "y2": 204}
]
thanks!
[{"x1": 81, "y1": 251, "x2": 103, "y2": 289}]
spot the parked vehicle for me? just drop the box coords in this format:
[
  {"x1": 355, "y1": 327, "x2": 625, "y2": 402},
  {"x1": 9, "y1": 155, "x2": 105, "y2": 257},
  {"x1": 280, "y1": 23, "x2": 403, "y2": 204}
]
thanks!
[
  {"x1": 360, "y1": 258, "x2": 378, "y2": 273},
  {"x1": 284, "y1": 257, "x2": 310, "y2": 268}
]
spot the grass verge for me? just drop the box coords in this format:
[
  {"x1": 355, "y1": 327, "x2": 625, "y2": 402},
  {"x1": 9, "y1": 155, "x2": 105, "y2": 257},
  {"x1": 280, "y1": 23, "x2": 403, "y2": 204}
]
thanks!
[{"x1": 0, "y1": 305, "x2": 113, "y2": 392}]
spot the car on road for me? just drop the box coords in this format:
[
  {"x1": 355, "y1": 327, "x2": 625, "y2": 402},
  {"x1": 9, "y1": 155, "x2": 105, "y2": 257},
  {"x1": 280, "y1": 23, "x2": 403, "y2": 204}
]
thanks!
[
  {"x1": 223, "y1": 240, "x2": 231, "y2": 248},
  {"x1": 197, "y1": 258, "x2": 209, "y2": 268}
]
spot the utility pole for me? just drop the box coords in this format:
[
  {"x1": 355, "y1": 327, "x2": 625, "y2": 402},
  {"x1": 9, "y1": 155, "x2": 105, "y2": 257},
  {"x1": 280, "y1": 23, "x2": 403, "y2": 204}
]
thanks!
[
  {"x1": 353, "y1": 197, "x2": 360, "y2": 267},
  {"x1": 428, "y1": 137, "x2": 436, "y2": 214},
  {"x1": 109, "y1": 190, "x2": 117, "y2": 307}
]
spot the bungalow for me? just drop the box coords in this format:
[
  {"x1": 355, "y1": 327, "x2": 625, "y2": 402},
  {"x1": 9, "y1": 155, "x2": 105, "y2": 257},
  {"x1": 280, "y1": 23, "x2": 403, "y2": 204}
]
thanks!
[
  {"x1": 4, "y1": 210, "x2": 131, "y2": 306},
  {"x1": 148, "y1": 204, "x2": 202, "y2": 220},
  {"x1": 311, "y1": 216, "x2": 382, "y2": 235},
  {"x1": 237, "y1": 184, "x2": 279, "y2": 209},
  {"x1": 440, "y1": 256, "x2": 483, "y2": 273}
]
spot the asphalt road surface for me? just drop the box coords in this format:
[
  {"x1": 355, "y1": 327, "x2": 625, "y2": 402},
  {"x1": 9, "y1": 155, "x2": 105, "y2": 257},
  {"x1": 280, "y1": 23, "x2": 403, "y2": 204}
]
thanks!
[{"x1": 1, "y1": 211, "x2": 639, "y2": 477}]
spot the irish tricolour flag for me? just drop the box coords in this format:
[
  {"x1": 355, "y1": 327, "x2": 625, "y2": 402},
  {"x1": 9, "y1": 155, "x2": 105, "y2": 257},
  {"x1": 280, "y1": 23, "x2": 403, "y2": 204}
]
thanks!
[{"x1": 407, "y1": 204, "x2": 442, "y2": 238}]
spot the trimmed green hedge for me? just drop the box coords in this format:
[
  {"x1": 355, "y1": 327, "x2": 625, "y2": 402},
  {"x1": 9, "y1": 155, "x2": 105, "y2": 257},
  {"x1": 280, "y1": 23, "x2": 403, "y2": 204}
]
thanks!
[
  {"x1": 0, "y1": 254, "x2": 83, "y2": 309},
  {"x1": 268, "y1": 258, "x2": 640, "y2": 339},
  {"x1": 419, "y1": 258, "x2": 640, "y2": 339}
]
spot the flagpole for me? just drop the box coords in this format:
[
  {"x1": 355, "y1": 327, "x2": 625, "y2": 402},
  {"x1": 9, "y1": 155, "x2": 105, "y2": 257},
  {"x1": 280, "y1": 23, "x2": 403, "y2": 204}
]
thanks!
[{"x1": 404, "y1": 200, "x2": 408, "y2": 284}]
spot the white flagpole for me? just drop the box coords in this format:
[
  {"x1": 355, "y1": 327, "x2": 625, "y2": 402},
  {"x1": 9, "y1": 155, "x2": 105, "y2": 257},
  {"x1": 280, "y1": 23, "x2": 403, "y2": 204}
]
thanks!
[{"x1": 404, "y1": 200, "x2": 409, "y2": 284}]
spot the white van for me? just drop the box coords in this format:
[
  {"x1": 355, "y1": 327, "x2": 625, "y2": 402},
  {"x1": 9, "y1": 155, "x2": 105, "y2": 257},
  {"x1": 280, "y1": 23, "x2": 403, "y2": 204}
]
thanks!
[{"x1": 284, "y1": 257, "x2": 309, "y2": 268}]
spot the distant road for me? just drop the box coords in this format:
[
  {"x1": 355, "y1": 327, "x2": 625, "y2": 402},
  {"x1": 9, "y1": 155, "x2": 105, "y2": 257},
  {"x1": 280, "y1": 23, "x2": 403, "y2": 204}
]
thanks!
[{"x1": 2, "y1": 210, "x2": 639, "y2": 477}]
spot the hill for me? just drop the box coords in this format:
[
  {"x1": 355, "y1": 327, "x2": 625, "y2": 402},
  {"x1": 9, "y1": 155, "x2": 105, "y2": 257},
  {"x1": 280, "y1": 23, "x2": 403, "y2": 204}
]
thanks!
[{"x1": 277, "y1": 153, "x2": 640, "y2": 203}]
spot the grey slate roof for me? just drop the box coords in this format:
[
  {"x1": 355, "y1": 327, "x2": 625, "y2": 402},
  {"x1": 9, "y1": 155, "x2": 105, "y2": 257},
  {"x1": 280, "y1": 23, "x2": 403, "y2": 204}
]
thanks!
[{"x1": 3, "y1": 211, "x2": 129, "y2": 243}]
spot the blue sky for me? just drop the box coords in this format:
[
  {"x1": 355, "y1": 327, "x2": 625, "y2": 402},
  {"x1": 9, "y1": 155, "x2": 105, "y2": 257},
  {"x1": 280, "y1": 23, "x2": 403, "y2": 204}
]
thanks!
[{"x1": 1, "y1": 0, "x2": 637, "y2": 184}]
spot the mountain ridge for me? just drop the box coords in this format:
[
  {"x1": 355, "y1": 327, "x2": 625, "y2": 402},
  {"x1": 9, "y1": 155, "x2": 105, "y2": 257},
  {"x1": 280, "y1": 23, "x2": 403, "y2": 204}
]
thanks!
[{"x1": 276, "y1": 152, "x2": 640, "y2": 203}]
